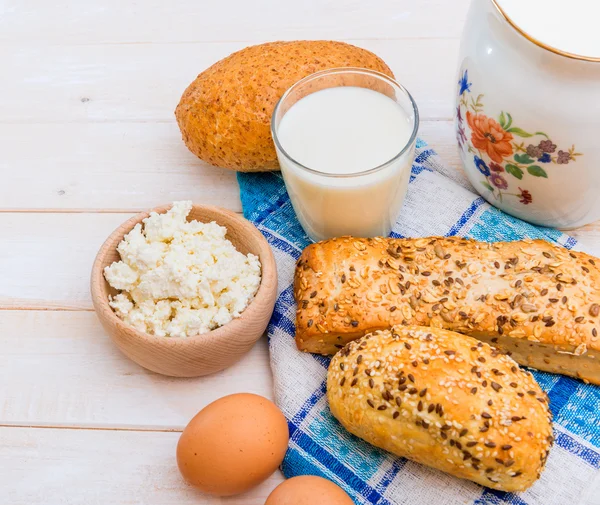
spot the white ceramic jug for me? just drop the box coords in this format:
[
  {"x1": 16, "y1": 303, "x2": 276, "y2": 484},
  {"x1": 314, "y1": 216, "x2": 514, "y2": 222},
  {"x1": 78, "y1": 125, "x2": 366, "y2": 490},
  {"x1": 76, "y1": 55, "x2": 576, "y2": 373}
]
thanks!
[{"x1": 456, "y1": 0, "x2": 600, "y2": 228}]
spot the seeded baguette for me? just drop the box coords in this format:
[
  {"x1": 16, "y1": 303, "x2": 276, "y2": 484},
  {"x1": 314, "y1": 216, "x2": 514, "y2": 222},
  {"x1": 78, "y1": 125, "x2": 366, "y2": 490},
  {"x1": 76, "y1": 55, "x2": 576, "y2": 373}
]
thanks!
[
  {"x1": 295, "y1": 236, "x2": 600, "y2": 384},
  {"x1": 327, "y1": 326, "x2": 553, "y2": 492}
]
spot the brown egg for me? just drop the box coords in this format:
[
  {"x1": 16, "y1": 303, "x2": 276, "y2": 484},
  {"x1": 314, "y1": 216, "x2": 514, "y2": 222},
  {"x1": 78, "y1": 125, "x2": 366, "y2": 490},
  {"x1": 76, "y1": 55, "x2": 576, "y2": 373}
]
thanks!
[
  {"x1": 176, "y1": 393, "x2": 289, "y2": 496},
  {"x1": 265, "y1": 475, "x2": 354, "y2": 505}
]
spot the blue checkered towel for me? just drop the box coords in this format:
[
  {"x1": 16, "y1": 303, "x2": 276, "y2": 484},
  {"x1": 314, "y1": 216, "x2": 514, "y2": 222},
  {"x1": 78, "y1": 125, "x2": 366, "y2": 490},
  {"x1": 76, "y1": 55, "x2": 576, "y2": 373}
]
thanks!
[{"x1": 237, "y1": 140, "x2": 600, "y2": 505}]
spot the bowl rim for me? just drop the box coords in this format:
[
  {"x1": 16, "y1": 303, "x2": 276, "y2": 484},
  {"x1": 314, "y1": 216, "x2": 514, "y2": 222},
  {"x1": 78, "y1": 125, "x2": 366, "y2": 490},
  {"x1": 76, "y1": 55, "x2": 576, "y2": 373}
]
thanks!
[{"x1": 90, "y1": 203, "x2": 277, "y2": 349}]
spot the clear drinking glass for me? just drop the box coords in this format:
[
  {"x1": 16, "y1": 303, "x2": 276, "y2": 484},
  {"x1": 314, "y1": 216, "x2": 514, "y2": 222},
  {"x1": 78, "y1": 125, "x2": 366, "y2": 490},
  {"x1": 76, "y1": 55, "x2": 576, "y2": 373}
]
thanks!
[{"x1": 271, "y1": 67, "x2": 419, "y2": 242}]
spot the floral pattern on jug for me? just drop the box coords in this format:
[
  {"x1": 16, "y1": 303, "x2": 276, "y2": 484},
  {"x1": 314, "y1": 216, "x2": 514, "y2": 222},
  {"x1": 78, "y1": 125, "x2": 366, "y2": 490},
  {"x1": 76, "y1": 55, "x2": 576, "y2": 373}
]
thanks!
[{"x1": 456, "y1": 70, "x2": 583, "y2": 206}]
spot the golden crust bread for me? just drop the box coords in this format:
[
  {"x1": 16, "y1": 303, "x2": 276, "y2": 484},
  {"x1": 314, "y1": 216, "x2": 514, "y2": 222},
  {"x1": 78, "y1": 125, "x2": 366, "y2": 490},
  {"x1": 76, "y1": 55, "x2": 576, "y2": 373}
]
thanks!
[
  {"x1": 174, "y1": 41, "x2": 394, "y2": 172},
  {"x1": 327, "y1": 326, "x2": 553, "y2": 492},
  {"x1": 295, "y1": 236, "x2": 600, "y2": 384}
]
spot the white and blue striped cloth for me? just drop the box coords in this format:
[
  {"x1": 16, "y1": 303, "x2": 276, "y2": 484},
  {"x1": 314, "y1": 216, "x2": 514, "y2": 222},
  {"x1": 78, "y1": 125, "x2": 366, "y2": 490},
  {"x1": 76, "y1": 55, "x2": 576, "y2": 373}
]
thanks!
[{"x1": 237, "y1": 140, "x2": 600, "y2": 505}]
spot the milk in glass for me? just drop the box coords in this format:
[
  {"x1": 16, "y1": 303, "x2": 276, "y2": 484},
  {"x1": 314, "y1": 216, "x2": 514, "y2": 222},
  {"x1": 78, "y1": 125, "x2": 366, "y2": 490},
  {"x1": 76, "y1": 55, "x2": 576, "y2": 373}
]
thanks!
[{"x1": 274, "y1": 83, "x2": 417, "y2": 242}]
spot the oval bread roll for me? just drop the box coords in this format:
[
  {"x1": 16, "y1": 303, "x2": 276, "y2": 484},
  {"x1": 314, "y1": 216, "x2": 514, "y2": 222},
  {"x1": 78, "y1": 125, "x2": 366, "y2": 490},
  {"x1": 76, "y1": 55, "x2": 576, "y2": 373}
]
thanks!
[
  {"x1": 295, "y1": 236, "x2": 600, "y2": 385},
  {"x1": 327, "y1": 326, "x2": 553, "y2": 492},
  {"x1": 175, "y1": 41, "x2": 394, "y2": 172}
]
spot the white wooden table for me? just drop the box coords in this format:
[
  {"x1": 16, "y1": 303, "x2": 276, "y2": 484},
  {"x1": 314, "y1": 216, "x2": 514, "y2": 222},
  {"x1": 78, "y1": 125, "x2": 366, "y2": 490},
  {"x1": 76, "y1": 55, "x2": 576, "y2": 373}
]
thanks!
[{"x1": 3, "y1": 1, "x2": 600, "y2": 503}]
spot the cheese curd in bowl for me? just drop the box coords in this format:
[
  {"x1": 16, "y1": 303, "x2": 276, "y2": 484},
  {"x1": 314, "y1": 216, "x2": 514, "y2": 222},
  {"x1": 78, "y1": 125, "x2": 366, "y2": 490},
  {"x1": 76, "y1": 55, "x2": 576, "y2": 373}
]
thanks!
[{"x1": 104, "y1": 201, "x2": 261, "y2": 337}]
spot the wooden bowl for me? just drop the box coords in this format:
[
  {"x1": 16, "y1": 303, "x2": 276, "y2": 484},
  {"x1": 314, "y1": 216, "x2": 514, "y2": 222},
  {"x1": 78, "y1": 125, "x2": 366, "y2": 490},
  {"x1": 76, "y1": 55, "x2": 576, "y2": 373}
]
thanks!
[{"x1": 90, "y1": 204, "x2": 277, "y2": 377}]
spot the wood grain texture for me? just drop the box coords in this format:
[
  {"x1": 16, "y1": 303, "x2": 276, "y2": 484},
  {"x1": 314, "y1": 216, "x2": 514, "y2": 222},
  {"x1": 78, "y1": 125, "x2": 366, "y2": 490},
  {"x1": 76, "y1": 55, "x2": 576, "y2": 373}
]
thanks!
[
  {"x1": 0, "y1": 122, "x2": 241, "y2": 211},
  {"x1": 0, "y1": 311, "x2": 272, "y2": 429},
  {"x1": 0, "y1": 0, "x2": 471, "y2": 44},
  {"x1": 0, "y1": 120, "x2": 459, "y2": 212},
  {"x1": 1, "y1": 190, "x2": 600, "y2": 313},
  {"x1": 0, "y1": 212, "x2": 132, "y2": 309},
  {"x1": 0, "y1": 38, "x2": 459, "y2": 123},
  {"x1": 568, "y1": 223, "x2": 600, "y2": 252},
  {"x1": 91, "y1": 204, "x2": 277, "y2": 377},
  {"x1": 0, "y1": 426, "x2": 284, "y2": 505},
  {"x1": 1, "y1": 0, "x2": 600, "y2": 502}
]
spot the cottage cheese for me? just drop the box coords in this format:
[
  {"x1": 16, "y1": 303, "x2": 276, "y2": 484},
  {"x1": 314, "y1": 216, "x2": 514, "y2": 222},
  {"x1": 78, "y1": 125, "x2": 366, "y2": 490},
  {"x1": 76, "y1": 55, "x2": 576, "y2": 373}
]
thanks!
[{"x1": 104, "y1": 201, "x2": 261, "y2": 337}]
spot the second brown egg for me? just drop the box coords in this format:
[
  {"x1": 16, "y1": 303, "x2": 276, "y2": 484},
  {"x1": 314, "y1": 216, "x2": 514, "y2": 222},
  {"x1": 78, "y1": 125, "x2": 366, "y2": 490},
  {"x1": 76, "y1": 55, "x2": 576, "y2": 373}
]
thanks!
[{"x1": 265, "y1": 475, "x2": 355, "y2": 505}]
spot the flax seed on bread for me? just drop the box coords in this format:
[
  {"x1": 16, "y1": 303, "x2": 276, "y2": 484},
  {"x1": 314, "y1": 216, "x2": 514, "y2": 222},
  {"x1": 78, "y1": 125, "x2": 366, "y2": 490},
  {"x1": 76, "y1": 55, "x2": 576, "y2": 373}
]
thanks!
[
  {"x1": 327, "y1": 326, "x2": 553, "y2": 492},
  {"x1": 295, "y1": 236, "x2": 600, "y2": 384},
  {"x1": 175, "y1": 41, "x2": 394, "y2": 172}
]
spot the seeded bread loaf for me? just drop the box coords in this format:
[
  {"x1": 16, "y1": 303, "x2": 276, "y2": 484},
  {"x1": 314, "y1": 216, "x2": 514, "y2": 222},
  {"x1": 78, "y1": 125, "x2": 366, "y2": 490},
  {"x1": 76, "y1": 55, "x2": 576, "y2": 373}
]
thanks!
[
  {"x1": 327, "y1": 326, "x2": 553, "y2": 492},
  {"x1": 295, "y1": 236, "x2": 600, "y2": 384},
  {"x1": 175, "y1": 40, "x2": 394, "y2": 172}
]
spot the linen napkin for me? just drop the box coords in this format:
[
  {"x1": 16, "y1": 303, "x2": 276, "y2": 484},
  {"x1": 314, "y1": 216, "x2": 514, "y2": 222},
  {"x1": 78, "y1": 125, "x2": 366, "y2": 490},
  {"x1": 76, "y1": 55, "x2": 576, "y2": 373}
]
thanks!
[{"x1": 237, "y1": 139, "x2": 600, "y2": 505}]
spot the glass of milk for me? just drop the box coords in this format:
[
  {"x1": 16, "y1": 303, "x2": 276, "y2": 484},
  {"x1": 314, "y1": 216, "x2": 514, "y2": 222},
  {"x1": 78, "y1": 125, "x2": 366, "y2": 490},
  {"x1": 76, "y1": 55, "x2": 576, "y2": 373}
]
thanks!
[{"x1": 271, "y1": 68, "x2": 419, "y2": 242}]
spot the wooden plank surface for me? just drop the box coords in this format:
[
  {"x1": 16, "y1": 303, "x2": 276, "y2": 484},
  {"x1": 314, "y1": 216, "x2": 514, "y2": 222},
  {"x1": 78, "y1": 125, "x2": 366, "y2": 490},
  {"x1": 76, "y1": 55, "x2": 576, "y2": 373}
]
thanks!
[
  {"x1": 0, "y1": 426, "x2": 283, "y2": 505},
  {"x1": 0, "y1": 311, "x2": 272, "y2": 429},
  {"x1": 2, "y1": 0, "x2": 599, "y2": 503},
  {"x1": 0, "y1": 120, "x2": 459, "y2": 212},
  {"x1": 0, "y1": 0, "x2": 471, "y2": 44},
  {"x1": 1, "y1": 174, "x2": 599, "y2": 311},
  {"x1": 0, "y1": 122, "x2": 241, "y2": 212},
  {"x1": 0, "y1": 38, "x2": 459, "y2": 123},
  {"x1": 0, "y1": 212, "x2": 129, "y2": 309}
]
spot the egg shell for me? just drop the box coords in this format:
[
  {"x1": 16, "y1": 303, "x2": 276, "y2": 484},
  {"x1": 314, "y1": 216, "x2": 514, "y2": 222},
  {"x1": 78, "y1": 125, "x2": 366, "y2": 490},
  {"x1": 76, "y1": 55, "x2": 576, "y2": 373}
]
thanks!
[
  {"x1": 265, "y1": 475, "x2": 355, "y2": 505},
  {"x1": 176, "y1": 393, "x2": 289, "y2": 496}
]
